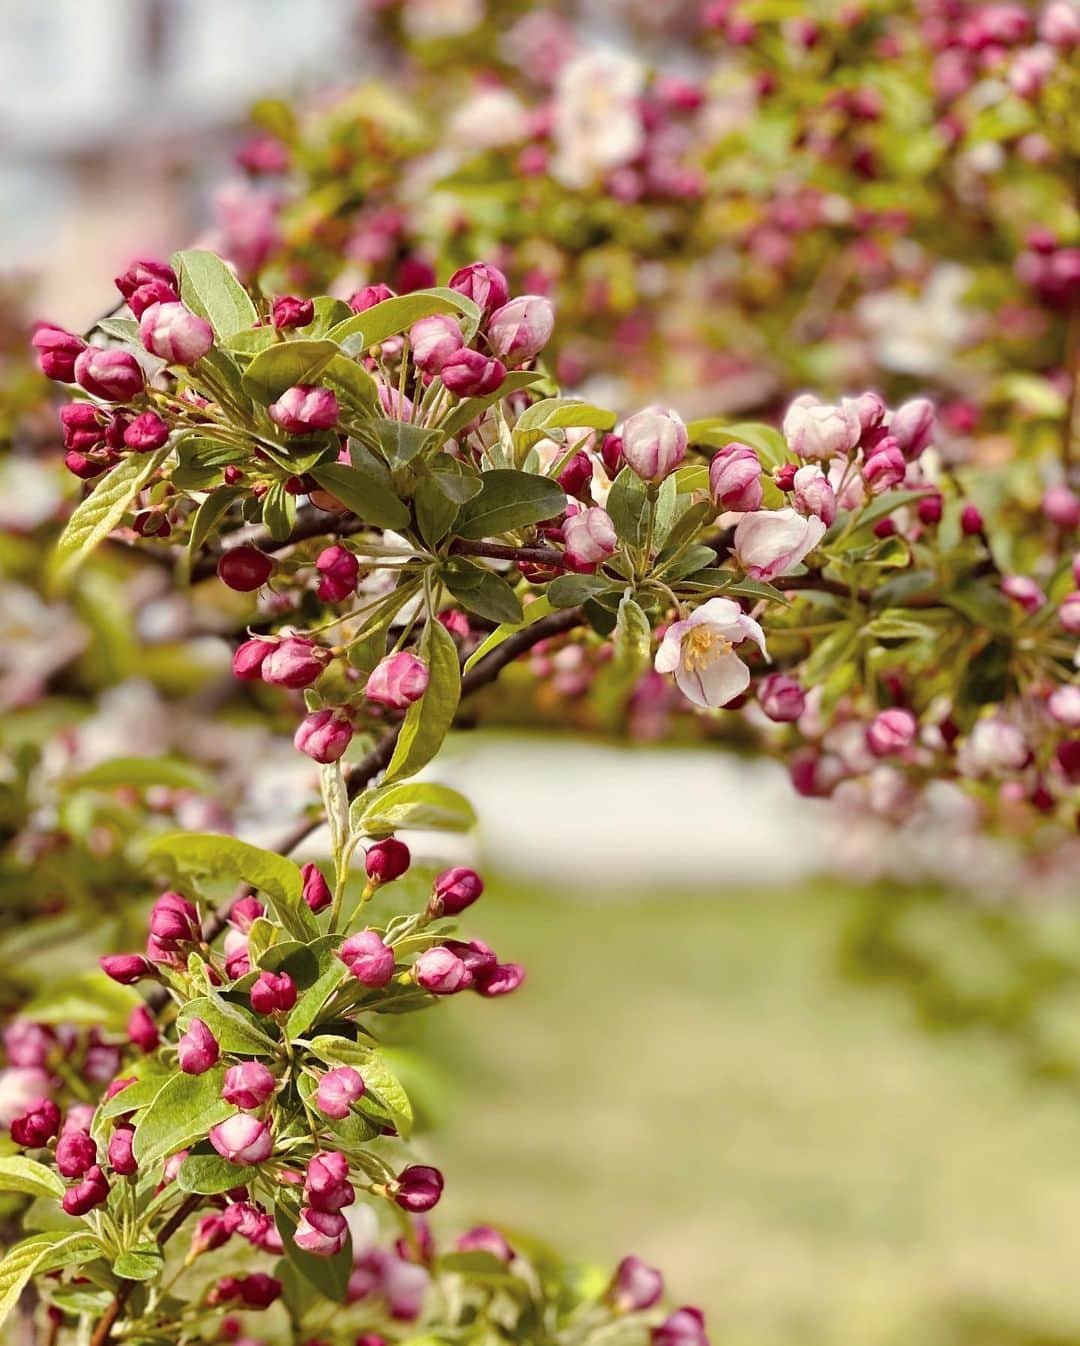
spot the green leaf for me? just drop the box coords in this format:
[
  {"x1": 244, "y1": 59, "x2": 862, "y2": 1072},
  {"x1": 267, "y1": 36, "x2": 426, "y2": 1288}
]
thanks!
[
  {"x1": 241, "y1": 339, "x2": 341, "y2": 403},
  {"x1": 0, "y1": 1157, "x2": 64, "y2": 1202},
  {"x1": 354, "y1": 782, "x2": 476, "y2": 836},
  {"x1": 309, "y1": 463, "x2": 411, "y2": 531},
  {"x1": 945, "y1": 580, "x2": 1015, "y2": 634},
  {"x1": 323, "y1": 353, "x2": 379, "y2": 409},
  {"x1": 177, "y1": 1153, "x2": 260, "y2": 1195},
  {"x1": 0, "y1": 1233, "x2": 103, "y2": 1327},
  {"x1": 440, "y1": 559, "x2": 523, "y2": 624},
  {"x1": 802, "y1": 624, "x2": 860, "y2": 685},
  {"x1": 852, "y1": 489, "x2": 930, "y2": 532},
  {"x1": 463, "y1": 596, "x2": 554, "y2": 673},
  {"x1": 415, "y1": 476, "x2": 460, "y2": 547},
  {"x1": 688, "y1": 420, "x2": 788, "y2": 470},
  {"x1": 113, "y1": 1244, "x2": 164, "y2": 1282},
  {"x1": 454, "y1": 470, "x2": 565, "y2": 539},
  {"x1": 384, "y1": 618, "x2": 461, "y2": 784},
  {"x1": 547, "y1": 573, "x2": 612, "y2": 608},
  {"x1": 94, "y1": 317, "x2": 141, "y2": 342},
  {"x1": 262, "y1": 480, "x2": 297, "y2": 543},
  {"x1": 176, "y1": 995, "x2": 277, "y2": 1056},
  {"x1": 94, "y1": 1074, "x2": 168, "y2": 1129},
  {"x1": 614, "y1": 595, "x2": 651, "y2": 674},
  {"x1": 306, "y1": 1037, "x2": 413, "y2": 1139},
  {"x1": 286, "y1": 963, "x2": 348, "y2": 1038},
  {"x1": 146, "y1": 832, "x2": 317, "y2": 942},
  {"x1": 173, "y1": 249, "x2": 257, "y2": 338},
  {"x1": 275, "y1": 1204, "x2": 353, "y2": 1301},
  {"x1": 512, "y1": 397, "x2": 616, "y2": 453},
  {"x1": 328, "y1": 289, "x2": 481, "y2": 348},
  {"x1": 49, "y1": 446, "x2": 172, "y2": 590},
  {"x1": 187, "y1": 486, "x2": 244, "y2": 557},
  {"x1": 372, "y1": 418, "x2": 443, "y2": 468},
  {"x1": 23, "y1": 973, "x2": 139, "y2": 1031},
  {"x1": 132, "y1": 1066, "x2": 233, "y2": 1168},
  {"x1": 67, "y1": 756, "x2": 216, "y2": 794},
  {"x1": 605, "y1": 466, "x2": 649, "y2": 547}
]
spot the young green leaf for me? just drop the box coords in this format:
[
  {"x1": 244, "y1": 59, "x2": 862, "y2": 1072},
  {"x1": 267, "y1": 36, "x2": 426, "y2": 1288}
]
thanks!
[
  {"x1": 0, "y1": 1157, "x2": 65, "y2": 1202},
  {"x1": 308, "y1": 463, "x2": 411, "y2": 531},
  {"x1": 454, "y1": 469, "x2": 565, "y2": 539},
  {"x1": 354, "y1": 781, "x2": 477, "y2": 836},
  {"x1": 440, "y1": 558, "x2": 524, "y2": 624},
  {"x1": 132, "y1": 1066, "x2": 233, "y2": 1168},
  {"x1": 383, "y1": 618, "x2": 461, "y2": 784},
  {"x1": 173, "y1": 249, "x2": 258, "y2": 338}
]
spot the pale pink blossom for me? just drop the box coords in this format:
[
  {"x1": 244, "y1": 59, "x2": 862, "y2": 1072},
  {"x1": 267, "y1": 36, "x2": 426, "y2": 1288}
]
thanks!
[{"x1": 654, "y1": 597, "x2": 767, "y2": 709}]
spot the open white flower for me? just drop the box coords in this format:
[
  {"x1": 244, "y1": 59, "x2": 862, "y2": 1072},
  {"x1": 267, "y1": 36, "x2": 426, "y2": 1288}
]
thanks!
[
  {"x1": 654, "y1": 597, "x2": 768, "y2": 709},
  {"x1": 550, "y1": 48, "x2": 645, "y2": 188}
]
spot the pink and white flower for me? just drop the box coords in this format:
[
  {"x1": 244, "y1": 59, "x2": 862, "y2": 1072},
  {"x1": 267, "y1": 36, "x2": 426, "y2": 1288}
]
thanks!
[
  {"x1": 732, "y1": 509, "x2": 827, "y2": 581},
  {"x1": 654, "y1": 597, "x2": 767, "y2": 710}
]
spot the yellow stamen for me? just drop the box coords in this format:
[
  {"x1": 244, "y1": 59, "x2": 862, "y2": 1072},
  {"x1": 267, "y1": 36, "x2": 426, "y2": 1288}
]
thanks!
[{"x1": 682, "y1": 626, "x2": 732, "y2": 671}]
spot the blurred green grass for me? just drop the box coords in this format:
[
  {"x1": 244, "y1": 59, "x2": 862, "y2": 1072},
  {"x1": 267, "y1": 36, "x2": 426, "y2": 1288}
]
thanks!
[{"x1": 417, "y1": 879, "x2": 1080, "y2": 1346}]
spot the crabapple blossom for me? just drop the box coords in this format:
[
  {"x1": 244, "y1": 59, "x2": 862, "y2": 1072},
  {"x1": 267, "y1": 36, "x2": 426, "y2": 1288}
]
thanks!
[
  {"x1": 365, "y1": 837, "x2": 411, "y2": 884},
  {"x1": 758, "y1": 673, "x2": 806, "y2": 722},
  {"x1": 449, "y1": 262, "x2": 509, "y2": 314},
  {"x1": 315, "y1": 1067, "x2": 365, "y2": 1119},
  {"x1": 31, "y1": 324, "x2": 86, "y2": 381},
  {"x1": 294, "y1": 708, "x2": 353, "y2": 762},
  {"x1": 621, "y1": 407, "x2": 687, "y2": 484},
  {"x1": 74, "y1": 347, "x2": 144, "y2": 401},
  {"x1": 272, "y1": 295, "x2": 314, "y2": 329},
  {"x1": 487, "y1": 296, "x2": 555, "y2": 362},
  {"x1": 610, "y1": 1255, "x2": 664, "y2": 1312},
  {"x1": 250, "y1": 970, "x2": 297, "y2": 1015},
  {"x1": 439, "y1": 347, "x2": 505, "y2": 395},
  {"x1": 316, "y1": 544, "x2": 360, "y2": 601},
  {"x1": 654, "y1": 598, "x2": 767, "y2": 710},
  {"x1": 302, "y1": 862, "x2": 332, "y2": 913},
  {"x1": 222, "y1": 1061, "x2": 276, "y2": 1109},
  {"x1": 393, "y1": 1164, "x2": 444, "y2": 1213},
  {"x1": 792, "y1": 465, "x2": 837, "y2": 526},
  {"x1": 177, "y1": 1018, "x2": 219, "y2": 1074},
  {"x1": 217, "y1": 546, "x2": 273, "y2": 591},
  {"x1": 562, "y1": 507, "x2": 617, "y2": 571},
  {"x1": 782, "y1": 395, "x2": 861, "y2": 460},
  {"x1": 431, "y1": 867, "x2": 484, "y2": 916},
  {"x1": 209, "y1": 1114, "x2": 273, "y2": 1165},
  {"x1": 296, "y1": 1207, "x2": 349, "y2": 1256},
  {"x1": 732, "y1": 509, "x2": 827, "y2": 581},
  {"x1": 140, "y1": 302, "x2": 214, "y2": 364},
  {"x1": 709, "y1": 446, "x2": 763, "y2": 512},
  {"x1": 410, "y1": 315, "x2": 464, "y2": 373},
  {"x1": 338, "y1": 931, "x2": 396, "y2": 987},
  {"x1": 866, "y1": 708, "x2": 918, "y2": 756},
  {"x1": 62, "y1": 1165, "x2": 110, "y2": 1216},
  {"x1": 414, "y1": 947, "x2": 473, "y2": 994},
  {"x1": 366, "y1": 651, "x2": 429, "y2": 709},
  {"x1": 269, "y1": 385, "x2": 339, "y2": 433}
]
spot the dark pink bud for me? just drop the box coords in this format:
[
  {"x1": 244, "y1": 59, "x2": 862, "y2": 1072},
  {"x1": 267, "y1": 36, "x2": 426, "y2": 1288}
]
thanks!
[
  {"x1": 192, "y1": 1213, "x2": 231, "y2": 1255},
  {"x1": 365, "y1": 838, "x2": 411, "y2": 885},
  {"x1": 74, "y1": 347, "x2": 145, "y2": 402},
  {"x1": 443, "y1": 938, "x2": 498, "y2": 977},
  {"x1": 149, "y1": 891, "x2": 199, "y2": 949},
  {"x1": 316, "y1": 544, "x2": 360, "y2": 602},
  {"x1": 960, "y1": 504, "x2": 984, "y2": 535},
  {"x1": 774, "y1": 462, "x2": 798, "y2": 491},
  {"x1": 866, "y1": 707, "x2": 917, "y2": 756},
  {"x1": 365, "y1": 651, "x2": 429, "y2": 710},
  {"x1": 315, "y1": 1066, "x2": 365, "y2": 1119},
  {"x1": 32, "y1": 324, "x2": 86, "y2": 381},
  {"x1": 11, "y1": 1097, "x2": 60, "y2": 1148},
  {"x1": 757, "y1": 673, "x2": 805, "y2": 723},
  {"x1": 217, "y1": 546, "x2": 273, "y2": 591},
  {"x1": 209, "y1": 1114, "x2": 273, "y2": 1165},
  {"x1": 652, "y1": 1306, "x2": 709, "y2": 1346},
  {"x1": 393, "y1": 1164, "x2": 443, "y2": 1213},
  {"x1": 123, "y1": 411, "x2": 170, "y2": 451},
  {"x1": 863, "y1": 441, "x2": 906, "y2": 493},
  {"x1": 104, "y1": 412, "x2": 132, "y2": 448},
  {"x1": 916, "y1": 492, "x2": 943, "y2": 525},
  {"x1": 439, "y1": 348, "x2": 506, "y2": 396},
  {"x1": 127, "y1": 1004, "x2": 159, "y2": 1054},
  {"x1": 456, "y1": 1226, "x2": 513, "y2": 1261},
  {"x1": 338, "y1": 930, "x2": 396, "y2": 987},
  {"x1": 108, "y1": 1125, "x2": 138, "y2": 1176},
  {"x1": 269, "y1": 385, "x2": 339, "y2": 433},
  {"x1": 294, "y1": 708, "x2": 353, "y2": 763},
  {"x1": 261, "y1": 637, "x2": 327, "y2": 689},
  {"x1": 140, "y1": 302, "x2": 214, "y2": 365},
  {"x1": 100, "y1": 954, "x2": 154, "y2": 985},
  {"x1": 301, "y1": 863, "x2": 332, "y2": 913},
  {"x1": 1001, "y1": 574, "x2": 1046, "y2": 613},
  {"x1": 305, "y1": 1150, "x2": 354, "y2": 1212},
  {"x1": 250, "y1": 970, "x2": 297, "y2": 1015},
  {"x1": 474, "y1": 961, "x2": 525, "y2": 997},
  {"x1": 710, "y1": 445, "x2": 763, "y2": 512},
  {"x1": 414, "y1": 947, "x2": 473, "y2": 995},
  {"x1": 115, "y1": 257, "x2": 177, "y2": 302},
  {"x1": 438, "y1": 609, "x2": 470, "y2": 640},
  {"x1": 229, "y1": 896, "x2": 265, "y2": 932},
  {"x1": 448, "y1": 262, "x2": 509, "y2": 316},
  {"x1": 487, "y1": 296, "x2": 555, "y2": 362},
  {"x1": 295, "y1": 1207, "x2": 348, "y2": 1256},
  {"x1": 889, "y1": 398, "x2": 935, "y2": 456},
  {"x1": 272, "y1": 296, "x2": 315, "y2": 330},
  {"x1": 127, "y1": 278, "x2": 179, "y2": 319},
  {"x1": 348, "y1": 284, "x2": 396, "y2": 313},
  {"x1": 62, "y1": 1164, "x2": 110, "y2": 1216},
  {"x1": 64, "y1": 449, "x2": 109, "y2": 480},
  {"x1": 178, "y1": 1018, "x2": 219, "y2": 1075},
  {"x1": 600, "y1": 433, "x2": 623, "y2": 477},
  {"x1": 3, "y1": 1021, "x2": 54, "y2": 1069},
  {"x1": 222, "y1": 1061, "x2": 276, "y2": 1109},
  {"x1": 557, "y1": 450, "x2": 594, "y2": 498},
  {"x1": 56, "y1": 1129, "x2": 97, "y2": 1178},
  {"x1": 431, "y1": 866, "x2": 483, "y2": 916},
  {"x1": 611, "y1": 1255, "x2": 664, "y2": 1312},
  {"x1": 410, "y1": 315, "x2": 464, "y2": 374},
  {"x1": 60, "y1": 403, "x2": 106, "y2": 451},
  {"x1": 232, "y1": 638, "x2": 274, "y2": 681},
  {"x1": 237, "y1": 1272, "x2": 282, "y2": 1309}
]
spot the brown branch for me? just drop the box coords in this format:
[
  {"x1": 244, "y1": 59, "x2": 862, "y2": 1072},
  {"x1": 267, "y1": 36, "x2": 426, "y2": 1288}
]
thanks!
[
  {"x1": 450, "y1": 540, "x2": 568, "y2": 568},
  {"x1": 188, "y1": 507, "x2": 368, "y2": 581}
]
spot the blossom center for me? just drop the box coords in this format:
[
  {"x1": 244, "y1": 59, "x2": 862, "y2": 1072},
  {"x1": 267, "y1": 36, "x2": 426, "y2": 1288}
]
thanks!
[{"x1": 682, "y1": 625, "x2": 732, "y2": 670}]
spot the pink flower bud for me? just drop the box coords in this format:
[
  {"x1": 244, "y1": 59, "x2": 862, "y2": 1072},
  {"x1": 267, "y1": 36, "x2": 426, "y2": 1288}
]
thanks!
[
  {"x1": 295, "y1": 1207, "x2": 348, "y2": 1256},
  {"x1": 140, "y1": 302, "x2": 214, "y2": 365},
  {"x1": 115, "y1": 257, "x2": 177, "y2": 303},
  {"x1": 456, "y1": 1226, "x2": 513, "y2": 1260},
  {"x1": 557, "y1": 450, "x2": 594, "y2": 498},
  {"x1": 122, "y1": 410, "x2": 170, "y2": 451},
  {"x1": 294, "y1": 708, "x2": 353, "y2": 763},
  {"x1": 217, "y1": 546, "x2": 273, "y2": 591},
  {"x1": 315, "y1": 1066, "x2": 365, "y2": 1119},
  {"x1": 611, "y1": 1255, "x2": 664, "y2": 1312},
  {"x1": 414, "y1": 947, "x2": 473, "y2": 995},
  {"x1": 100, "y1": 954, "x2": 154, "y2": 985},
  {"x1": 1001, "y1": 574, "x2": 1046, "y2": 613},
  {"x1": 149, "y1": 891, "x2": 199, "y2": 949},
  {"x1": 917, "y1": 492, "x2": 944, "y2": 525},
  {"x1": 178, "y1": 1018, "x2": 219, "y2": 1075},
  {"x1": 316, "y1": 545, "x2": 360, "y2": 602},
  {"x1": 56, "y1": 1129, "x2": 98, "y2": 1178},
  {"x1": 74, "y1": 347, "x2": 145, "y2": 402},
  {"x1": 250, "y1": 970, "x2": 297, "y2": 1016},
  {"x1": 889, "y1": 398, "x2": 935, "y2": 456},
  {"x1": 439, "y1": 347, "x2": 506, "y2": 395},
  {"x1": 3, "y1": 1022, "x2": 54, "y2": 1069},
  {"x1": 621, "y1": 407, "x2": 687, "y2": 485},
  {"x1": 562, "y1": 507, "x2": 617, "y2": 572},
  {"x1": 339, "y1": 931, "x2": 396, "y2": 987},
  {"x1": 782, "y1": 395, "x2": 861, "y2": 461},
  {"x1": 269, "y1": 385, "x2": 339, "y2": 433},
  {"x1": 866, "y1": 707, "x2": 917, "y2": 756},
  {"x1": 365, "y1": 838, "x2": 411, "y2": 885},
  {"x1": 127, "y1": 1004, "x2": 159, "y2": 1054},
  {"x1": 209, "y1": 1114, "x2": 273, "y2": 1165},
  {"x1": 863, "y1": 441, "x2": 906, "y2": 493},
  {"x1": 232, "y1": 638, "x2": 274, "y2": 681},
  {"x1": 235, "y1": 1273, "x2": 282, "y2": 1309},
  {"x1": 62, "y1": 1164, "x2": 110, "y2": 1216},
  {"x1": 961, "y1": 504, "x2": 984, "y2": 535},
  {"x1": 792, "y1": 466, "x2": 837, "y2": 526},
  {"x1": 393, "y1": 1164, "x2": 443, "y2": 1213},
  {"x1": 305, "y1": 1151, "x2": 354, "y2": 1212},
  {"x1": 410, "y1": 315, "x2": 464, "y2": 374},
  {"x1": 487, "y1": 295, "x2": 554, "y2": 363},
  {"x1": 64, "y1": 449, "x2": 109, "y2": 480},
  {"x1": 301, "y1": 863, "x2": 332, "y2": 913},
  {"x1": 348, "y1": 284, "x2": 395, "y2": 313},
  {"x1": 108, "y1": 1125, "x2": 138, "y2": 1176},
  {"x1": 32, "y1": 324, "x2": 86, "y2": 381},
  {"x1": 652, "y1": 1306, "x2": 709, "y2": 1346},
  {"x1": 1048, "y1": 685, "x2": 1080, "y2": 727},
  {"x1": 773, "y1": 462, "x2": 798, "y2": 491},
  {"x1": 1044, "y1": 485, "x2": 1080, "y2": 529},
  {"x1": 733, "y1": 508, "x2": 827, "y2": 581},
  {"x1": 600, "y1": 433, "x2": 623, "y2": 477},
  {"x1": 10, "y1": 1097, "x2": 60, "y2": 1147},
  {"x1": 272, "y1": 296, "x2": 314, "y2": 330},
  {"x1": 449, "y1": 262, "x2": 510, "y2": 316},
  {"x1": 261, "y1": 637, "x2": 326, "y2": 689},
  {"x1": 59, "y1": 403, "x2": 107, "y2": 450},
  {"x1": 710, "y1": 446, "x2": 764, "y2": 512},
  {"x1": 366, "y1": 651, "x2": 429, "y2": 710},
  {"x1": 229, "y1": 897, "x2": 264, "y2": 932},
  {"x1": 758, "y1": 673, "x2": 805, "y2": 722},
  {"x1": 474, "y1": 961, "x2": 525, "y2": 997},
  {"x1": 222, "y1": 1061, "x2": 276, "y2": 1109},
  {"x1": 431, "y1": 867, "x2": 484, "y2": 916},
  {"x1": 1059, "y1": 591, "x2": 1080, "y2": 633},
  {"x1": 1041, "y1": 1, "x2": 1080, "y2": 47},
  {"x1": 128, "y1": 278, "x2": 179, "y2": 319},
  {"x1": 192, "y1": 1213, "x2": 231, "y2": 1256}
]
